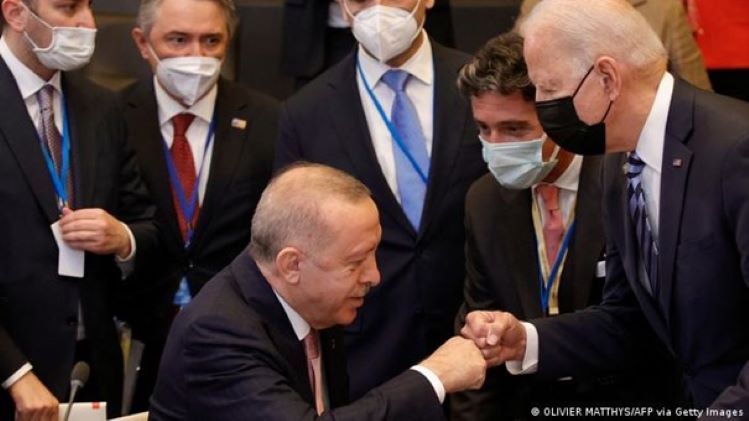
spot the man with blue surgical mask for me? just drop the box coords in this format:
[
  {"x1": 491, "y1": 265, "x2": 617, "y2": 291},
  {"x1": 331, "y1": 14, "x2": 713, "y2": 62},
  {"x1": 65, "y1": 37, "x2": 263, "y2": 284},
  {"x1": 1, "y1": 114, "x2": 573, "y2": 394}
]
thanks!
[
  {"x1": 275, "y1": 0, "x2": 486, "y2": 401},
  {"x1": 0, "y1": 0, "x2": 159, "y2": 419},
  {"x1": 451, "y1": 32, "x2": 680, "y2": 420},
  {"x1": 119, "y1": 0, "x2": 279, "y2": 412}
]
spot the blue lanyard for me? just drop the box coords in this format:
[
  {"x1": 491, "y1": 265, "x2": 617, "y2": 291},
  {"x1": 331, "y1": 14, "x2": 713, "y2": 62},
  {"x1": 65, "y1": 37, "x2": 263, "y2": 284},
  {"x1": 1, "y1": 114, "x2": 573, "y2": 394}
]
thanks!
[
  {"x1": 161, "y1": 111, "x2": 217, "y2": 248},
  {"x1": 536, "y1": 220, "x2": 576, "y2": 315},
  {"x1": 36, "y1": 91, "x2": 71, "y2": 211},
  {"x1": 356, "y1": 61, "x2": 428, "y2": 184}
]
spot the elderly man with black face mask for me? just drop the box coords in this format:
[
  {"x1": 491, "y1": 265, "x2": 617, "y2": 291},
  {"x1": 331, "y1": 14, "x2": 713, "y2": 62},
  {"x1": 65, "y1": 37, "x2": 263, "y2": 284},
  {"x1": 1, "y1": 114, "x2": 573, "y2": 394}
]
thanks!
[
  {"x1": 461, "y1": 0, "x2": 749, "y2": 415},
  {"x1": 117, "y1": 0, "x2": 280, "y2": 412},
  {"x1": 275, "y1": 0, "x2": 486, "y2": 400},
  {"x1": 0, "y1": 0, "x2": 159, "y2": 419}
]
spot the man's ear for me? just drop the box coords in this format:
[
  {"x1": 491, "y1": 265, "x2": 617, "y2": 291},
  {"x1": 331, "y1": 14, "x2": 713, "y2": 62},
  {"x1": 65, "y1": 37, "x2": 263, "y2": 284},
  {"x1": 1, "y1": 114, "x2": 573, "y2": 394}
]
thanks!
[
  {"x1": 2, "y1": 0, "x2": 29, "y2": 32},
  {"x1": 131, "y1": 27, "x2": 152, "y2": 61},
  {"x1": 275, "y1": 247, "x2": 303, "y2": 285},
  {"x1": 594, "y1": 56, "x2": 622, "y2": 102}
]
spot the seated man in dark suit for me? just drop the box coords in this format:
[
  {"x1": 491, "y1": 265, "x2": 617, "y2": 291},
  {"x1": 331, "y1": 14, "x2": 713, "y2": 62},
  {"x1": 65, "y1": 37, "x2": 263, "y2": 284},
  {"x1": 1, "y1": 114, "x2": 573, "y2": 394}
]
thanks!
[
  {"x1": 150, "y1": 163, "x2": 487, "y2": 420},
  {"x1": 450, "y1": 32, "x2": 678, "y2": 420}
]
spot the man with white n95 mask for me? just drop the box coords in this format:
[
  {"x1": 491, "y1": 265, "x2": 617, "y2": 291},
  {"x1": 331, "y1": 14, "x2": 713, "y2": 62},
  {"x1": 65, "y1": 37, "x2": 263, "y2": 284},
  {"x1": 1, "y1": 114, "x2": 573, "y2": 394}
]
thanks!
[{"x1": 119, "y1": 0, "x2": 279, "y2": 412}]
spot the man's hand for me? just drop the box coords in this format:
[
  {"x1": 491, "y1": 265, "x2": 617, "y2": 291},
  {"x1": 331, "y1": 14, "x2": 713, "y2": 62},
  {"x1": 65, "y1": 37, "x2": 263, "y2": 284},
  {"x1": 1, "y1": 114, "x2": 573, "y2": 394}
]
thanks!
[
  {"x1": 59, "y1": 208, "x2": 132, "y2": 258},
  {"x1": 419, "y1": 336, "x2": 486, "y2": 393},
  {"x1": 8, "y1": 372, "x2": 58, "y2": 421},
  {"x1": 461, "y1": 310, "x2": 527, "y2": 367}
]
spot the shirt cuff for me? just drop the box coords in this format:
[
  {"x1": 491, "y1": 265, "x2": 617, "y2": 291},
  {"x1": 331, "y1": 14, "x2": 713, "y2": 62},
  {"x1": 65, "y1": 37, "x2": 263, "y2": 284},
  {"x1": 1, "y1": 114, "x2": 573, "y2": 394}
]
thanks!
[
  {"x1": 410, "y1": 365, "x2": 446, "y2": 404},
  {"x1": 506, "y1": 322, "x2": 539, "y2": 375},
  {"x1": 2, "y1": 363, "x2": 33, "y2": 389},
  {"x1": 116, "y1": 223, "x2": 136, "y2": 278}
]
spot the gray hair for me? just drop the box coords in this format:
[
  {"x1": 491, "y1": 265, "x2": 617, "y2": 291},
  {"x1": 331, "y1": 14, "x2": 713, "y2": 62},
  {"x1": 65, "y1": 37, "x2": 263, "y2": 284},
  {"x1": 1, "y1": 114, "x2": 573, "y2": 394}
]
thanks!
[
  {"x1": 136, "y1": 0, "x2": 238, "y2": 38},
  {"x1": 249, "y1": 162, "x2": 373, "y2": 265},
  {"x1": 520, "y1": 0, "x2": 667, "y2": 78},
  {"x1": 457, "y1": 32, "x2": 535, "y2": 101}
]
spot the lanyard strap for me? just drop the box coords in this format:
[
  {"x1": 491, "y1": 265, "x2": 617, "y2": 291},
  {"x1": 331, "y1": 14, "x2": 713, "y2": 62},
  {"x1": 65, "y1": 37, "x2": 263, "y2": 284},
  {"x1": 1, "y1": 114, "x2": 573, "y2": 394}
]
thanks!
[
  {"x1": 536, "y1": 220, "x2": 576, "y2": 314},
  {"x1": 356, "y1": 61, "x2": 428, "y2": 184},
  {"x1": 36, "y1": 91, "x2": 71, "y2": 211},
  {"x1": 531, "y1": 190, "x2": 577, "y2": 315},
  {"x1": 161, "y1": 111, "x2": 217, "y2": 248}
]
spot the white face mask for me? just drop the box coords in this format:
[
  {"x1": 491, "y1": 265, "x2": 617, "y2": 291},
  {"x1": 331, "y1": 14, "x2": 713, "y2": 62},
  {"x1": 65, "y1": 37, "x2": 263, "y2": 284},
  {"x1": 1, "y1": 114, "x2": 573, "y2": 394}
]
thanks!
[
  {"x1": 150, "y1": 45, "x2": 221, "y2": 106},
  {"x1": 344, "y1": 0, "x2": 423, "y2": 62},
  {"x1": 480, "y1": 135, "x2": 560, "y2": 190},
  {"x1": 22, "y1": 4, "x2": 96, "y2": 71}
]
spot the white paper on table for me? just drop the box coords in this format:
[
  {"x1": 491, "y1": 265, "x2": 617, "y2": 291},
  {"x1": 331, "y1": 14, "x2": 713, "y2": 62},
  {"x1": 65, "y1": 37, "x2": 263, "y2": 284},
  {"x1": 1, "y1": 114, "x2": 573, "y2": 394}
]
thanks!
[{"x1": 58, "y1": 402, "x2": 106, "y2": 421}]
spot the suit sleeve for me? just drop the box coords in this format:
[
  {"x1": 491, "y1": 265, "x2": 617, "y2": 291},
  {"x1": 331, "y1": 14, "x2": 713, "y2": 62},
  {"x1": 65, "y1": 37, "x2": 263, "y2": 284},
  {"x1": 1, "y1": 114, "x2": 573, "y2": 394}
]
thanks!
[
  {"x1": 178, "y1": 315, "x2": 444, "y2": 421},
  {"x1": 530, "y1": 219, "x2": 654, "y2": 381},
  {"x1": 709, "y1": 132, "x2": 749, "y2": 413},
  {"x1": 0, "y1": 325, "x2": 27, "y2": 386},
  {"x1": 274, "y1": 103, "x2": 305, "y2": 171},
  {"x1": 107, "y1": 96, "x2": 160, "y2": 271}
]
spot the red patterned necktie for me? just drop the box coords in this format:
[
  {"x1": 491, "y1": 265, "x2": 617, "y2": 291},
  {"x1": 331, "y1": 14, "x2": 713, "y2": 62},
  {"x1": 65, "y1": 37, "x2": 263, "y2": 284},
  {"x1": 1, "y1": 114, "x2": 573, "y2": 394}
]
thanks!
[
  {"x1": 38, "y1": 84, "x2": 73, "y2": 206},
  {"x1": 170, "y1": 113, "x2": 198, "y2": 241},
  {"x1": 303, "y1": 330, "x2": 325, "y2": 415},
  {"x1": 537, "y1": 184, "x2": 565, "y2": 266}
]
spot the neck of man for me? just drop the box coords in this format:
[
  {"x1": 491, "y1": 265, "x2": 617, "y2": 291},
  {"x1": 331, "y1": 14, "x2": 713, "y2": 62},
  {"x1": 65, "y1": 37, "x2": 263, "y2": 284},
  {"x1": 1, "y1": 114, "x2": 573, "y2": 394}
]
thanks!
[
  {"x1": 384, "y1": 30, "x2": 425, "y2": 68},
  {"x1": 5, "y1": 31, "x2": 56, "y2": 81},
  {"x1": 542, "y1": 145, "x2": 574, "y2": 184},
  {"x1": 607, "y1": 68, "x2": 666, "y2": 153}
]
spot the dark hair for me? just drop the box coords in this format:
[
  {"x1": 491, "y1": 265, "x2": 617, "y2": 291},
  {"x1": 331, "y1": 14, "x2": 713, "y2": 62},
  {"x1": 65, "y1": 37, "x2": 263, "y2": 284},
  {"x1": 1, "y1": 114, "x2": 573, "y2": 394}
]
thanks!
[{"x1": 457, "y1": 31, "x2": 536, "y2": 101}]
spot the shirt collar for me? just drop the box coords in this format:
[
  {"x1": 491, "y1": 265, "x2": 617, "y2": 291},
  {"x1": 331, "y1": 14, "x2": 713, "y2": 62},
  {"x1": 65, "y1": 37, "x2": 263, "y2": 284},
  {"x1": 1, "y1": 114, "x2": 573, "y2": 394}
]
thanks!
[
  {"x1": 273, "y1": 290, "x2": 311, "y2": 341},
  {"x1": 552, "y1": 154, "x2": 582, "y2": 192},
  {"x1": 153, "y1": 75, "x2": 218, "y2": 127},
  {"x1": 635, "y1": 72, "x2": 674, "y2": 174},
  {"x1": 0, "y1": 36, "x2": 62, "y2": 100},
  {"x1": 357, "y1": 30, "x2": 434, "y2": 89}
]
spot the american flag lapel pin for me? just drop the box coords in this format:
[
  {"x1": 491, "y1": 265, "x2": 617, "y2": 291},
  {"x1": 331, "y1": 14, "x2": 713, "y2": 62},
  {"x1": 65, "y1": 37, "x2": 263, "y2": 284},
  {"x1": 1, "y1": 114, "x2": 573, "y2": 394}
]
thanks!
[
  {"x1": 231, "y1": 118, "x2": 247, "y2": 130},
  {"x1": 672, "y1": 158, "x2": 683, "y2": 167}
]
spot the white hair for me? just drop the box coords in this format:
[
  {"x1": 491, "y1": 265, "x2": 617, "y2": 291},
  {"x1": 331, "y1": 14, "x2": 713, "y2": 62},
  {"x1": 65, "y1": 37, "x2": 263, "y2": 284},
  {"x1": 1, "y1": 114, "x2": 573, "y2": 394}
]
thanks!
[{"x1": 520, "y1": 0, "x2": 667, "y2": 77}]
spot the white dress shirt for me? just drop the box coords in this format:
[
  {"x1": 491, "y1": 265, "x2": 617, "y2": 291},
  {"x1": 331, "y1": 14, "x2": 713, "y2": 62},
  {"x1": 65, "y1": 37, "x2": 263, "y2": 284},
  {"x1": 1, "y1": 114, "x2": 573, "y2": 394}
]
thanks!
[
  {"x1": 507, "y1": 72, "x2": 675, "y2": 376},
  {"x1": 154, "y1": 77, "x2": 218, "y2": 205},
  {"x1": 356, "y1": 31, "x2": 434, "y2": 203},
  {"x1": 273, "y1": 290, "x2": 446, "y2": 403}
]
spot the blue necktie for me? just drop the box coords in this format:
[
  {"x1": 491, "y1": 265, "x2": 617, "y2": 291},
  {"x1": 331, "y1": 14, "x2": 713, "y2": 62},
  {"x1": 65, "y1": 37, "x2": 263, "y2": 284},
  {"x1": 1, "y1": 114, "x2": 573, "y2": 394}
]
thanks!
[
  {"x1": 381, "y1": 69, "x2": 430, "y2": 230},
  {"x1": 627, "y1": 152, "x2": 659, "y2": 295}
]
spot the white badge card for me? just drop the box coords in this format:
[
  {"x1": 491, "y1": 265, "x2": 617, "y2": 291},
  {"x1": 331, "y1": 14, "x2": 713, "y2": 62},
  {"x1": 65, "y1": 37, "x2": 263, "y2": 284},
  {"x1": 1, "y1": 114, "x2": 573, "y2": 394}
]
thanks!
[{"x1": 51, "y1": 220, "x2": 85, "y2": 278}]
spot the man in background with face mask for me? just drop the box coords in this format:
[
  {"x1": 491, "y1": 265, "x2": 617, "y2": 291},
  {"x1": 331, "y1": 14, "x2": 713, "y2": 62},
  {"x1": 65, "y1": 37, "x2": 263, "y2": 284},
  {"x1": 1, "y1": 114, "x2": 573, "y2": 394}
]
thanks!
[
  {"x1": 461, "y1": 0, "x2": 749, "y2": 414},
  {"x1": 0, "y1": 0, "x2": 159, "y2": 419},
  {"x1": 275, "y1": 0, "x2": 486, "y2": 400},
  {"x1": 119, "y1": 0, "x2": 279, "y2": 412},
  {"x1": 451, "y1": 32, "x2": 679, "y2": 420}
]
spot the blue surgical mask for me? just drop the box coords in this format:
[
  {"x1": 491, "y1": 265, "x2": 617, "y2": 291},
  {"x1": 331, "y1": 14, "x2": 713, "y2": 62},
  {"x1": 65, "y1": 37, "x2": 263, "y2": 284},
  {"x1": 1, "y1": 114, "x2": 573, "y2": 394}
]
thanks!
[{"x1": 480, "y1": 135, "x2": 560, "y2": 190}]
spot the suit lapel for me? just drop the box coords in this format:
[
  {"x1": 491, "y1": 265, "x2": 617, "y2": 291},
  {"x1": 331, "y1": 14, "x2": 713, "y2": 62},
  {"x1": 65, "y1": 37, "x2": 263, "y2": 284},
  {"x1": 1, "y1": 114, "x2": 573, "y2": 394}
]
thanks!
[
  {"x1": 190, "y1": 79, "x2": 249, "y2": 251},
  {"x1": 496, "y1": 186, "x2": 544, "y2": 319},
  {"x1": 0, "y1": 57, "x2": 59, "y2": 223},
  {"x1": 328, "y1": 53, "x2": 416, "y2": 236},
  {"x1": 563, "y1": 156, "x2": 604, "y2": 311},
  {"x1": 233, "y1": 255, "x2": 313, "y2": 403},
  {"x1": 61, "y1": 74, "x2": 97, "y2": 208},
  {"x1": 658, "y1": 80, "x2": 694, "y2": 322},
  {"x1": 125, "y1": 81, "x2": 183, "y2": 244},
  {"x1": 418, "y1": 42, "x2": 468, "y2": 238}
]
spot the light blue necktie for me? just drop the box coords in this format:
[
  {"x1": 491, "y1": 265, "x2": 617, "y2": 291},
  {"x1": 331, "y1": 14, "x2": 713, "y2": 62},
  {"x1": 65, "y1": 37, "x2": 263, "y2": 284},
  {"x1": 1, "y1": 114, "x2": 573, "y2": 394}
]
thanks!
[
  {"x1": 381, "y1": 69, "x2": 430, "y2": 230},
  {"x1": 627, "y1": 152, "x2": 659, "y2": 296}
]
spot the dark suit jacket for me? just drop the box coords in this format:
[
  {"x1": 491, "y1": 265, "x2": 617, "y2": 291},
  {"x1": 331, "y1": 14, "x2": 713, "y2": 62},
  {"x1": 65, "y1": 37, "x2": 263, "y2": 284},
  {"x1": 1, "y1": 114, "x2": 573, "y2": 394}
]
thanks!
[
  {"x1": 275, "y1": 41, "x2": 486, "y2": 398},
  {"x1": 118, "y1": 77, "x2": 278, "y2": 408},
  {"x1": 452, "y1": 159, "x2": 605, "y2": 420},
  {"x1": 530, "y1": 80, "x2": 749, "y2": 411},
  {"x1": 149, "y1": 250, "x2": 445, "y2": 421},
  {"x1": 0, "y1": 57, "x2": 158, "y2": 417}
]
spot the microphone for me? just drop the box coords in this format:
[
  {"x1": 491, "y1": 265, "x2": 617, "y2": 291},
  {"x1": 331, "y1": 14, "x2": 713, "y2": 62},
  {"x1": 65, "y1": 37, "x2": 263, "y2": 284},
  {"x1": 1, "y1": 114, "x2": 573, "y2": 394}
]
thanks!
[{"x1": 63, "y1": 361, "x2": 90, "y2": 421}]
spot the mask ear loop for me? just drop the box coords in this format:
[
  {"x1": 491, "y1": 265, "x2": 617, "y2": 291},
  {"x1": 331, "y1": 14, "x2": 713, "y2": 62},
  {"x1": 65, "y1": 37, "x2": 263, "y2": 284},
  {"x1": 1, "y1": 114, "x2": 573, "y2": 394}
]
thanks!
[
  {"x1": 572, "y1": 65, "x2": 595, "y2": 98},
  {"x1": 21, "y1": 2, "x2": 56, "y2": 52}
]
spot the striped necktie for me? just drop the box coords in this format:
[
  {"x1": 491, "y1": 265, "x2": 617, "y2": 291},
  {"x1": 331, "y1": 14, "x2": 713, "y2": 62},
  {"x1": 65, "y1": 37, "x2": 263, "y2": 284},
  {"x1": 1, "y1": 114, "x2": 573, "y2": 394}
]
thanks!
[{"x1": 627, "y1": 152, "x2": 659, "y2": 295}]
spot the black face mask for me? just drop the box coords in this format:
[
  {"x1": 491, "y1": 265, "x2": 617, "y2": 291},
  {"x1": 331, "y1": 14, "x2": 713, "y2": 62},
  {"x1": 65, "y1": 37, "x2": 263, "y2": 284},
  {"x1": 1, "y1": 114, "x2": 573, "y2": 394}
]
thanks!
[{"x1": 535, "y1": 66, "x2": 613, "y2": 156}]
